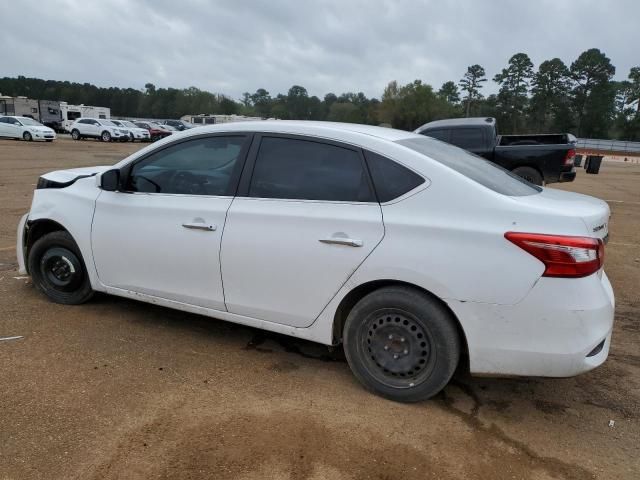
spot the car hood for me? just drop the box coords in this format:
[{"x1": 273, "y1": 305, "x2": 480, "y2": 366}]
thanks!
[
  {"x1": 41, "y1": 166, "x2": 111, "y2": 184},
  {"x1": 510, "y1": 187, "x2": 610, "y2": 240}
]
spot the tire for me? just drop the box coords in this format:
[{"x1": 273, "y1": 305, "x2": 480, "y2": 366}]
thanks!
[
  {"x1": 101, "y1": 131, "x2": 112, "y2": 142},
  {"x1": 71, "y1": 129, "x2": 81, "y2": 141},
  {"x1": 343, "y1": 286, "x2": 460, "y2": 402},
  {"x1": 28, "y1": 231, "x2": 94, "y2": 305},
  {"x1": 23, "y1": 131, "x2": 33, "y2": 141},
  {"x1": 512, "y1": 166, "x2": 543, "y2": 186}
]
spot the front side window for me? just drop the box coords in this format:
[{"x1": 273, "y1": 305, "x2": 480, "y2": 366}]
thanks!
[
  {"x1": 249, "y1": 137, "x2": 374, "y2": 202},
  {"x1": 127, "y1": 136, "x2": 246, "y2": 196}
]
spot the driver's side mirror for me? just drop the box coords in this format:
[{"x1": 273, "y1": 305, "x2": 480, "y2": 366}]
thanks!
[{"x1": 100, "y1": 169, "x2": 120, "y2": 191}]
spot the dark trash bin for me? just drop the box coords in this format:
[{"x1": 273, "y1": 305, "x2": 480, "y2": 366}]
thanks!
[
  {"x1": 586, "y1": 155, "x2": 603, "y2": 174},
  {"x1": 574, "y1": 154, "x2": 583, "y2": 167}
]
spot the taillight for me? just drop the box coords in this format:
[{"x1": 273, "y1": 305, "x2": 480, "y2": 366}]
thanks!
[
  {"x1": 505, "y1": 232, "x2": 604, "y2": 278},
  {"x1": 564, "y1": 148, "x2": 576, "y2": 165}
]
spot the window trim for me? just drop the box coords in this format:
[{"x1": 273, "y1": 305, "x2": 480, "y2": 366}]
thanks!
[
  {"x1": 236, "y1": 133, "x2": 377, "y2": 204},
  {"x1": 118, "y1": 132, "x2": 254, "y2": 197}
]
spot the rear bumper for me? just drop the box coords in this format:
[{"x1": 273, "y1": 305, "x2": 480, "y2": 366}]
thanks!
[
  {"x1": 448, "y1": 270, "x2": 615, "y2": 377},
  {"x1": 559, "y1": 170, "x2": 577, "y2": 182},
  {"x1": 16, "y1": 213, "x2": 28, "y2": 275}
]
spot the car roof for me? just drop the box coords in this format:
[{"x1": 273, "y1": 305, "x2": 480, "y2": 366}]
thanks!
[
  {"x1": 177, "y1": 120, "x2": 418, "y2": 143},
  {"x1": 415, "y1": 117, "x2": 496, "y2": 131}
]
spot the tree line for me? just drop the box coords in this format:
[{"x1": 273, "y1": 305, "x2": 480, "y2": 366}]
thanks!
[{"x1": 1, "y1": 48, "x2": 638, "y2": 139}]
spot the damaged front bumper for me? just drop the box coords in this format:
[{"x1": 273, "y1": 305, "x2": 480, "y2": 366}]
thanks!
[{"x1": 16, "y1": 213, "x2": 28, "y2": 275}]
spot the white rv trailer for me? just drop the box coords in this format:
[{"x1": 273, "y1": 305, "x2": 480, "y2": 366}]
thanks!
[{"x1": 59, "y1": 103, "x2": 110, "y2": 132}]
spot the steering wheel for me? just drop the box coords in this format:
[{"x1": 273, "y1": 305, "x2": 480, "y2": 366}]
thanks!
[
  {"x1": 170, "y1": 171, "x2": 205, "y2": 195},
  {"x1": 134, "y1": 174, "x2": 162, "y2": 193}
]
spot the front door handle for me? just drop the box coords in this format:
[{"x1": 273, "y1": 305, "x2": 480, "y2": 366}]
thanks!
[
  {"x1": 319, "y1": 236, "x2": 363, "y2": 247},
  {"x1": 182, "y1": 222, "x2": 216, "y2": 231}
]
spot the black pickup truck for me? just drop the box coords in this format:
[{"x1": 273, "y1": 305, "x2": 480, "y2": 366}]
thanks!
[{"x1": 414, "y1": 117, "x2": 576, "y2": 185}]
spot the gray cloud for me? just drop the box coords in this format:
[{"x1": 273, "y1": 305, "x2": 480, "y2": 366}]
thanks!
[{"x1": 1, "y1": 0, "x2": 638, "y2": 100}]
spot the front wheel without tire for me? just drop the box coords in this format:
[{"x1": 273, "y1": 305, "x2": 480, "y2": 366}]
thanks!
[
  {"x1": 28, "y1": 231, "x2": 94, "y2": 304},
  {"x1": 343, "y1": 286, "x2": 460, "y2": 402}
]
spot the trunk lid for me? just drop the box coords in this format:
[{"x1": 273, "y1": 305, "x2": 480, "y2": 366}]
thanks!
[{"x1": 511, "y1": 187, "x2": 610, "y2": 241}]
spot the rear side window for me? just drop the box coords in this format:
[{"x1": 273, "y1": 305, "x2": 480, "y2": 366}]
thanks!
[
  {"x1": 396, "y1": 136, "x2": 541, "y2": 196},
  {"x1": 364, "y1": 151, "x2": 425, "y2": 202},
  {"x1": 249, "y1": 137, "x2": 374, "y2": 202},
  {"x1": 449, "y1": 128, "x2": 484, "y2": 149}
]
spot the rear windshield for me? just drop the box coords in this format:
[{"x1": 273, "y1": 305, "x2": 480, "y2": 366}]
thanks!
[{"x1": 396, "y1": 136, "x2": 541, "y2": 196}]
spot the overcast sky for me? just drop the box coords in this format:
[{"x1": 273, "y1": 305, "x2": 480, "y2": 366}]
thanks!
[{"x1": 1, "y1": 0, "x2": 638, "y2": 100}]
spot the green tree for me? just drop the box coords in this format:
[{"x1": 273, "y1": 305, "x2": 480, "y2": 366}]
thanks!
[
  {"x1": 530, "y1": 58, "x2": 572, "y2": 132},
  {"x1": 459, "y1": 65, "x2": 487, "y2": 117},
  {"x1": 438, "y1": 81, "x2": 460, "y2": 104},
  {"x1": 570, "y1": 48, "x2": 616, "y2": 137},
  {"x1": 379, "y1": 80, "x2": 457, "y2": 130},
  {"x1": 250, "y1": 88, "x2": 272, "y2": 118},
  {"x1": 286, "y1": 85, "x2": 311, "y2": 119},
  {"x1": 493, "y1": 53, "x2": 534, "y2": 133}
]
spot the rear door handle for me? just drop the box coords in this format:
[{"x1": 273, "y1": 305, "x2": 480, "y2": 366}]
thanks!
[
  {"x1": 182, "y1": 222, "x2": 216, "y2": 231},
  {"x1": 319, "y1": 237, "x2": 363, "y2": 247}
]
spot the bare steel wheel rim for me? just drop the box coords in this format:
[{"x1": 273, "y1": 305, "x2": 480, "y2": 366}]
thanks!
[
  {"x1": 358, "y1": 308, "x2": 436, "y2": 389},
  {"x1": 39, "y1": 247, "x2": 84, "y2": 292}
]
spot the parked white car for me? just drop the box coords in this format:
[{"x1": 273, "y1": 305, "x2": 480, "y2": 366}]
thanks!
[
  {"x1": 16, "y1": 121, "x2": 614, "y2": 402},
  {"x1": 69, "y1": 118, "x2": 129, "y2": 142},
  {"x1": 110, "y1": 120, "x2": 151, "y2": 142},
  {"x1": 0, "y1": 116, "x2": 56, "y2": 141}
]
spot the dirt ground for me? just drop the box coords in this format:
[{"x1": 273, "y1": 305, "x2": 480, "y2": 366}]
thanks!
[{"x1": 0, "y1": 137, "x2": 638, "y2": 480}]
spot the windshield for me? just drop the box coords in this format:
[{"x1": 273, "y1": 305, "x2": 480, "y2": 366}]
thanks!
[
  {"x1": 100, "y1": 120, "x2": 117, "y2": 126},
  {"x1": 149, "y1": 122, "x2": 163, "y2": 129},
  {"x1": 396, "y1": 136, "x2": 542, "y2": 196},
  {"x1": 110, "y1": 120, "x2": 123, "y2": 126},
  {"x1": 19, "y1": 117, "x2": 42, "y2": 126},
  {"x1": 121, "y1": 120, "x2": 137, "y2": 128}
]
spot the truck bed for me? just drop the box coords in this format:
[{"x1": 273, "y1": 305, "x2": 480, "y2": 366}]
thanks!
[{"x1": 499, "y1": 134, "x2": 569, "y2": 146}]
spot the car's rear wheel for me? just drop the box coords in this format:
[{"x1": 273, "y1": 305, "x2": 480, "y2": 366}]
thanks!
[
  {"x1": 101, "y1": 131, "x2": 111, "y2": 142},
  {"x1": 512, "y1": 166, "x2": 543, "y2": 186},
  {"x1": 71, "y1": 129, "x2": 81, "y2": 140},
  {"x1": 343, "y1": 286, "x2": 460, "y2": 402},
  {"x1": 28, "y1": 231, "x2": 94, "y2": 305},
  {"x1": 23, "y1": 131, "x2": 33, "y2": 141}
]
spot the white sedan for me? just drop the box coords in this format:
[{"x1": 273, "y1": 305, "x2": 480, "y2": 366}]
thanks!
[
  {"x1": 16, "y1": 121, "x2": 614, "y2": 402},
  {"x1": 0, "y1": 116, "x2": 56, "y2": 141},
  {"x1": 110, "y1": 119, "x2": 151, "y2": 142}
]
